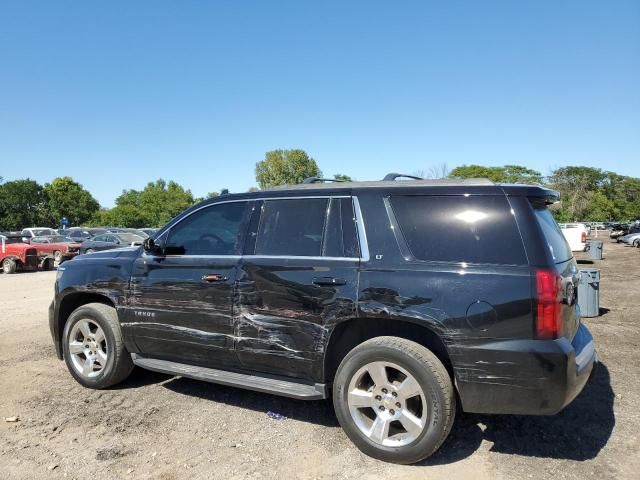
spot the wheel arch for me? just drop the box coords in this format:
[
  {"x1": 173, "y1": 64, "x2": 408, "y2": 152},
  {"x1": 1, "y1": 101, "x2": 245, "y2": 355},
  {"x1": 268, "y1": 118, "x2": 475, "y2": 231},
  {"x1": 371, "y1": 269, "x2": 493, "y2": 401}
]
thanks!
[
  {"x1": 323, "y1": 317, "x2": 454, "y2": 385},
  {"x1": 55, "y1": 292, "x2": 116, "y2": 357}
]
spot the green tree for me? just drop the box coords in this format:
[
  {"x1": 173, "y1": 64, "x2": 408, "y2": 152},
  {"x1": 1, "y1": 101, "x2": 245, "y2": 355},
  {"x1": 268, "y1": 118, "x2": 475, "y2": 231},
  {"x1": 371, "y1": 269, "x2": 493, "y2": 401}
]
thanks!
[
  {"x1": 502, "y1": 165, "x2": 543, "y2": 184},
  {"x1": 450, "y1": 165, "x2": 509, "y2": 182},
  {"x1": 255, "y1": 149, "x2": 321, "y2": 189},
  {"x1": 333, "y1": 173, "x2": 353, "y2": 182},
  {"x1": 548, "y1": 167, "x2": 606, "y2": 221},
  {"x1": 43, "y1": 176, "x2": 100, "y2": 227},
  {"x1": 450, "y1": 164, "x2": 542, "y2": 184},
  {"x1": 0, "y1": 179, "x2": 49, "y2": 230},
  {"x1": 586, "y1": 191, "x2": 618, "y2": 221},
  {"x1": 99, "y1": 179, "x2": 196, "y2": 227}
]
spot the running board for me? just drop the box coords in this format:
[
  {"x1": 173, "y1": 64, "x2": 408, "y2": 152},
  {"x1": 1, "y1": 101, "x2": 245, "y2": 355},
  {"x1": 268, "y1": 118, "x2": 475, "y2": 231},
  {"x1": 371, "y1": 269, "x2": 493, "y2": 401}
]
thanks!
[{"x1": 132, "y1": 355, "x2": 326, "y2": 400}]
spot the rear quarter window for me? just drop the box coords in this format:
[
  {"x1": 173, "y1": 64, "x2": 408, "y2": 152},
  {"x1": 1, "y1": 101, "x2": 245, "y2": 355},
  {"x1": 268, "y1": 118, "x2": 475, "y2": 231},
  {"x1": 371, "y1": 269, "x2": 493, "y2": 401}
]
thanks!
[
  {"x1": 533, "y1": 206, "x2": 572, "y2": 263},
  {"x1": 389, "y1": 195, "x2": 527, "y2": 265}
]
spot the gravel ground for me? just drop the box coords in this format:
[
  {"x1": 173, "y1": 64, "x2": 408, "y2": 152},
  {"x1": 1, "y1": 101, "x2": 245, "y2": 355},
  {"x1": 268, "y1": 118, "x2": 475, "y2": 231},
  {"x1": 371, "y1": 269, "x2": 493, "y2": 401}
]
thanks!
[{"x1": 1, "y1": 241, "x2": 638, "y2": 479}]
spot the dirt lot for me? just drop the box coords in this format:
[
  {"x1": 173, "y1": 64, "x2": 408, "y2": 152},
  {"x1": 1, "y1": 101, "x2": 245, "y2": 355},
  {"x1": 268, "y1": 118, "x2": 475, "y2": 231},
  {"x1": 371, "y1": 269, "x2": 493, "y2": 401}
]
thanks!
[{"x1": 1, "y1": 242, "x2": 639, "y2": 480}]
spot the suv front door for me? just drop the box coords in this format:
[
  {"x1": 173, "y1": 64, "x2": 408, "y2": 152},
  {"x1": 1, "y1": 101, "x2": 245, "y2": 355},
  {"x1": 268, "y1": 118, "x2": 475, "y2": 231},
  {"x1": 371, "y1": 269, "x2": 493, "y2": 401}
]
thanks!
[
  {"x1": 236, "y1": 196, "x2": 363, "y2": 382},
  {"x1": 128, "y1": 200, "x2": 251, "y2": 369}
]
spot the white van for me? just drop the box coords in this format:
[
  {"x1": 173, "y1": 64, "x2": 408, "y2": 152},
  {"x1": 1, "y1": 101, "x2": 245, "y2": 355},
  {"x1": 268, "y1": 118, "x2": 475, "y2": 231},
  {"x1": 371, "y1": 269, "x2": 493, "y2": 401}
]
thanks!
[{"x1": 559, "y1": 223, "x2": 587, "y2": 252}]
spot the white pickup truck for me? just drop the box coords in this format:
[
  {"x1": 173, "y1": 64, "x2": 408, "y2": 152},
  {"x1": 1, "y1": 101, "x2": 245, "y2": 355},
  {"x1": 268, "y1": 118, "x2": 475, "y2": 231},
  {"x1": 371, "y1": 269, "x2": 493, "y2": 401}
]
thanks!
[{"x1": 559, "y1": 223, "x2": 588, "y2": 252}]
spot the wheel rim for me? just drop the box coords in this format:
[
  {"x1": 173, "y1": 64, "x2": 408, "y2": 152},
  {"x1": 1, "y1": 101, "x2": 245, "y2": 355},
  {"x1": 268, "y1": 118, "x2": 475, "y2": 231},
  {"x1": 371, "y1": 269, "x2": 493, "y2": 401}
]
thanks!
[
  {"x1": 2, "y1": 260, "x2": 9, "y2": 272},
  {"x1": 67, "y1": 319, "x2": 108, "y2": 378},
  {"x1": 347, "y1": 361, "x2": 427, "y2": 447}
]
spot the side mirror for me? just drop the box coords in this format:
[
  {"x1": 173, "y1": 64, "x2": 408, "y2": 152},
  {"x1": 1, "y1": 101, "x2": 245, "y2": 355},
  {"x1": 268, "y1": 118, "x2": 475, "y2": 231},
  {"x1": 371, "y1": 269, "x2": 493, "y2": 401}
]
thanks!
[{"x1": 143, "y1": 237, "x2": 164, "y2": 255}]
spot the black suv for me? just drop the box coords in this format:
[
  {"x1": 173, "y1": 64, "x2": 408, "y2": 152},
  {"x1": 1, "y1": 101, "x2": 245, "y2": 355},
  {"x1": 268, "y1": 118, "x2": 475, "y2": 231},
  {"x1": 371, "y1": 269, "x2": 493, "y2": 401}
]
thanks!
[{"x1": 49, "y1": 176, "x2": 596, "y2": 464}]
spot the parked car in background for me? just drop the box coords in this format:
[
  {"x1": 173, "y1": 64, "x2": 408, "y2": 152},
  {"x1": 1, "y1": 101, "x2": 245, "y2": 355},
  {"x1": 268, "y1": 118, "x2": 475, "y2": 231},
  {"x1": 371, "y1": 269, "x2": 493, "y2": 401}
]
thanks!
[
  {"x1": 620, "y1": 232, "x2": 640, "y2": 247},
  {"x1": 21, "y1": 227, "x2": 58, "y2": 243},
  {"x1": 140, "y1": 228, "x2": 159, "y2": 237},
  {"x1": 79, "y1": 233, "x2": 144, "y2": 254},
  {"x1": 610, "y1": 223, "x2": 630, "y2": 240},
  {"x1": 559, "y1": 223, "x2": 587, "y2": 252},
  {"x1": 0, "y1": 234, "x2": 39, "y2": 274},
  {"x1": 65, "y1": 228, "x2": 102, "y2": 241},
  {"x1": 120, "y1": 228, "x2": 150, "y2": 238},
  {"x1": 30, "y1": 236, "x2": 82, "y2": 264}
]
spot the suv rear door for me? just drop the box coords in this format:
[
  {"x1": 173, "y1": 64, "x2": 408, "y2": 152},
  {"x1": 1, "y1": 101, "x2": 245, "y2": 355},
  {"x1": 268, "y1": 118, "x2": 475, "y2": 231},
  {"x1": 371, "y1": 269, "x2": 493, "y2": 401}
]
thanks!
[{"x1": 236, "y1": 196, "x2": 362, "y2": 381}]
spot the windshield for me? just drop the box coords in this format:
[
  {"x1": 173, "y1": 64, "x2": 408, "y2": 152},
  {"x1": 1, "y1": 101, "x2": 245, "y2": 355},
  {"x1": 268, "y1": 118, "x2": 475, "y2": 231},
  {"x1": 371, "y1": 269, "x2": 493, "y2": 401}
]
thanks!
[
  {"x1": 533, "y1": 206, "x2": 573, "y2": 263},
  {"x1": 3, "y1": 237, "x2": 24, "y2": 244},
  {"x1": 50, "y1": 236, "x2": 74, "y2": 243},
  {"x1": 32, "y1": 229, "x2": 56, "y2": 236}
]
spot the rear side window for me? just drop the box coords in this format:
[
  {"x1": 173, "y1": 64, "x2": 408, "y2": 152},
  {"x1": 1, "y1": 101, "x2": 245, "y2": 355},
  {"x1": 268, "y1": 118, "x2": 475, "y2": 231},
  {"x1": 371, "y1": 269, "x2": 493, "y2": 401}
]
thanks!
[
  {"x1": 323, "y1": 198, "x2": 360, "y2": 258},
  {"x1": 255, "y1": 199, "x2": 328, "y2": 256},
  {"x1": 389, "y1": 195, "x2": 527, "y2": 265},
  {"x1": 533, "y1": 206, "x2": 572, "y2": 263}
]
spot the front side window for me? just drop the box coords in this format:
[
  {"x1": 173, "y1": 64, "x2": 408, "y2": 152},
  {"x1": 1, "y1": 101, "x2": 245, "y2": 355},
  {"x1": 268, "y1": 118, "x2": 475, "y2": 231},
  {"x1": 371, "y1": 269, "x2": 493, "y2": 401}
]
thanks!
[
  {"x1": 165, "y1": 202, "x2": 248, "y2": 255},
  {"x1": 93, "y1": 235, "x2": 107, "y2": 242},
  {"x1": 255, "y1": 199, "x2": 328, "y2": 256}
]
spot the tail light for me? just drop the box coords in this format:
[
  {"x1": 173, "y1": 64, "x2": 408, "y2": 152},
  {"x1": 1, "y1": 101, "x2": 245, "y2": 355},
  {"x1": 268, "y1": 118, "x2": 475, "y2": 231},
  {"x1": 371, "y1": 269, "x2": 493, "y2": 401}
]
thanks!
[
  {"x1": 581, "y1": 231, "x2": 587, "y2": 243},
  {"x1": 536, "y1": 269, "x2": 561, "y2": 339}
]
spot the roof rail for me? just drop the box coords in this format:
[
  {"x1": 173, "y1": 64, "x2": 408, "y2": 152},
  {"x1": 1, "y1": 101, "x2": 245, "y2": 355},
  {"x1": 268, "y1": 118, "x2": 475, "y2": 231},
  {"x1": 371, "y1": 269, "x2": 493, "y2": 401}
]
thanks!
[
  {"x1": 302, "y1": 177, "x2": 346, "y2": 184},
  {"x1": 382, "y1": 173, "x2": 423, "y2": 181}
]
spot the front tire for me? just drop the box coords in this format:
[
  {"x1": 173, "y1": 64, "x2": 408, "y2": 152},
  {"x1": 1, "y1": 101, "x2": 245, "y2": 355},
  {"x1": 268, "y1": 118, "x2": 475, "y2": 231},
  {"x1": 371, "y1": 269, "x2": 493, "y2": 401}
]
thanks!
[
  {"x1": 62, "y1": 303, "x2": 134, "y2": 389},
  {"x1": 2, "y1": 258, "x2": 17, "y2": 274},
  {"x1": 333, "y1": 336, "x2": 455, "y2": 464}
]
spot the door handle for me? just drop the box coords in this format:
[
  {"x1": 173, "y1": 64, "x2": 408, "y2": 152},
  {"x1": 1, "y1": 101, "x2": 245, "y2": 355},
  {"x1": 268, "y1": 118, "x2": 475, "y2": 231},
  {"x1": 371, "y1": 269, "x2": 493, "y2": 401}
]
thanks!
[
  {"x1": 202, "y1": 274, "x2": 228, "y2": 282},
  {"x1": 312, "y1": 277, "x2": 347, "y2": 286}
]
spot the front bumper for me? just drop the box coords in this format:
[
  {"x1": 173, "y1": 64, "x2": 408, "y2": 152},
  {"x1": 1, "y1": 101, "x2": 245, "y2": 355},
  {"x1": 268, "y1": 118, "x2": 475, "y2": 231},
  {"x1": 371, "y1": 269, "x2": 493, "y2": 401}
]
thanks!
[
  {"x1": 454, "y1": 322, "x2": 597, "y2": 415},
  {"x1": 49, "y1": 299, "x2": 63, "y2": 359}
]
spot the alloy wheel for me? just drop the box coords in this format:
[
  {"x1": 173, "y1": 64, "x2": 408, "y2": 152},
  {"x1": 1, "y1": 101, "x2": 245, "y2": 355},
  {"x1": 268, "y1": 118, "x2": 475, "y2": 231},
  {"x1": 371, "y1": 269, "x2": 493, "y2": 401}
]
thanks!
[
  {"x1": 67, "y1": 319, "x2": 108, "y2": 378},
  {"x1": 347, "y1": 361, "x2": 427, "y2": 447}
]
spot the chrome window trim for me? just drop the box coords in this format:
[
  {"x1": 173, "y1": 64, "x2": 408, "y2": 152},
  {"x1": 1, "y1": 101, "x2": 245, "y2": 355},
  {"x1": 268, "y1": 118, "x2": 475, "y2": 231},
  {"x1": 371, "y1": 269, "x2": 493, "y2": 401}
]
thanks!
[
  {"x1": 352, "y1": 196, "x2": 370, "y2": 262},
  {"x1": 152, "y1": 195, "x2": 370, "y2": 262}
]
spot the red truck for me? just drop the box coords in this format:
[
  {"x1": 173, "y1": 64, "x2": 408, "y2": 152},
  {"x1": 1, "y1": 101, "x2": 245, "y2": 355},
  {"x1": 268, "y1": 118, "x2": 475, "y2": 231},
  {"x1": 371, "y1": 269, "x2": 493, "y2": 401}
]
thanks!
[
  {"x1": 0, "y1": 234, "x2": 39, "y2": 274},
  {"x1": 30, "y1": 235, "x2": 82, "y2": 264}
]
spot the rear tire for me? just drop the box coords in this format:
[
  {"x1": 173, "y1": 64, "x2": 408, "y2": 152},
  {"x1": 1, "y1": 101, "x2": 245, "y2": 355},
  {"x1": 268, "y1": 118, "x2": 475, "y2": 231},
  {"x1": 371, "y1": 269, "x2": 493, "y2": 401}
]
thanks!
[
  {"x1": 333, "y1": 336, "x2": 455, "y2": 464},
  {"x1": 62, "y1": 303, "x2": 134, "y2": 389},
  {"x1": 2, "y1": 258, "x2": 17, "y2": 274}
]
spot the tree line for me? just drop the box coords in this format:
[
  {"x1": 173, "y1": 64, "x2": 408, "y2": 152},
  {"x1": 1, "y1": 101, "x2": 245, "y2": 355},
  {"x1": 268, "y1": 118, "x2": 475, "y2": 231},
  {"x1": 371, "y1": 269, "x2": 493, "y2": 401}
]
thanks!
[{"x1": 1, "y1": 151, "x2": 639, "y2": 231}]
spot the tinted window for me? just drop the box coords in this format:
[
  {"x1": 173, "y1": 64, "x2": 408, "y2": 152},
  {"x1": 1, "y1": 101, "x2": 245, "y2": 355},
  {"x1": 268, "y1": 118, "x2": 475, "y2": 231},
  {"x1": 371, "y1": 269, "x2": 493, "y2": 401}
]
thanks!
[
  {"x1": 93, "y1": 235, "x2": 108, "y2": 242},
  {"x1": 390, "y1": 195, "x2": 527, "y2": 265},
  {"x1": 166, "y1": 202, "x2": 247, "y2": 255},
  {"x1": 533, "y1": 206, "x2": 572, "y2": 263},
  {"x1": 255, "y1": 199, "x2": 328, "y2": 256},
  {"x1": 323, "y1": 198, "x2": 360, "y2": 258}
]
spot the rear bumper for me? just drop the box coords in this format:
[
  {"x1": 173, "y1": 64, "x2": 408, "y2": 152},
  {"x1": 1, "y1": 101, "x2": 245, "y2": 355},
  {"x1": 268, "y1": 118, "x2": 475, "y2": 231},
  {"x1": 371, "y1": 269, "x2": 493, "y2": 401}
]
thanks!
[{"x1": 454, "y1": 322, "x2": 597, "y2": 415}]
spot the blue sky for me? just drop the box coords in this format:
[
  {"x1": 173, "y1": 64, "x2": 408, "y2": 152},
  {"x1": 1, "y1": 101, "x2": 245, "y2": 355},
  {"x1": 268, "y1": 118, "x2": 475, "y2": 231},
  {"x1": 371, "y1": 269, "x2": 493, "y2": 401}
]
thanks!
[{"x1": 1, "y1": 1, "x2": 638, "y2": 207}]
